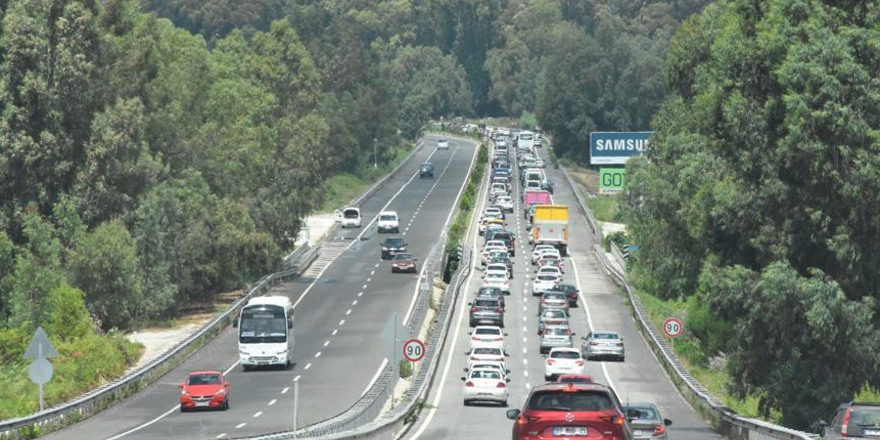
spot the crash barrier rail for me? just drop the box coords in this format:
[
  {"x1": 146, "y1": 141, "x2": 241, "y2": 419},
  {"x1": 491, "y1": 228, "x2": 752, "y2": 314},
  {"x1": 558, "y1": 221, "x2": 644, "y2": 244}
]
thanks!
[
  {"x1": 0, "y1": 244, "x2": 319, "y2": 440},
  {"x1": 609, "y1": 241, "x2": 627, "y2": 272},
  {"x1": 0, "y1": 138, "x2": 432, "y2": 440},
  {"x1": 229, "y1": 135, "x2": 485, "y2": 440},
  {"x1": 558, "y1": 166, "x2": 818, "y2": 440}
]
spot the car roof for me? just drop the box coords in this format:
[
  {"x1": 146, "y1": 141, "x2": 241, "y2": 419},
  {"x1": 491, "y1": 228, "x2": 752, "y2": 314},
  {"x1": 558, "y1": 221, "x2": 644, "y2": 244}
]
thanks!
[
  {"x1": 531, "y1": 381, "x2": 612, "y2": 394},
  {"x1": 379, "y1": 210, "x2": 397, "y2": 215},
  {"x1": 591, "y1": 331, "x2": 622, "y2": 338},
  {"x1": 474, "y1": 325, "x2": 502, "y2": 331},
  {"x1": 549, "y1": 347, "x2": 580, "y2": 353},
  {"x1": 189, "y1": 370, "x2": 223, "y2": 376}
]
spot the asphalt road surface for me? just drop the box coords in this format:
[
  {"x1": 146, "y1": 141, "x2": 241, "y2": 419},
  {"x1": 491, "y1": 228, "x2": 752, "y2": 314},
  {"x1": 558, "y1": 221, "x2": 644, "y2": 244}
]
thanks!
[
  {"x1": 43, "y1": 135, "x2": 478, "y2": 440},
  {"x1": 402, "y1": 140, "x2": 724, "y2": 440}
]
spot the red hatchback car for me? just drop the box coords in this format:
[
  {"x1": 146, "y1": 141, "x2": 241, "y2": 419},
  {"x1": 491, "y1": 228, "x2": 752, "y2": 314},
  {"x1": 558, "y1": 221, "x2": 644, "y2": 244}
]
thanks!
[
  {"x1": 179, "y1": 371, "x2": 229, "y2": 412},
  {"x1": 507, "y1": 382, "x2": 635, "y2": 440}
]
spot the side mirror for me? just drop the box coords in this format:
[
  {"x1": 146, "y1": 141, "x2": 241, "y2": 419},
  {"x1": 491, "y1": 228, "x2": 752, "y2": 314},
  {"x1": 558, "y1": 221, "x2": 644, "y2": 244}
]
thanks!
[
  {"x1": 505, "y1": 369, "x2": 511, "y2": 374},
  {"x1": 506, "y1": 378, "x2": 511, "y2": 383},
  {"x1": 225, "y1": 382, "x2": 230, "y2": 388},
  {"x1": 468, "y1": 332, "x2": 472, "y2": 336},
  {"x1": 463, "y1": 368, "x2": 468, "y2": 372},
  {"x1": 664, "y1": 419, "x2": 672, "y2": 427},
  {"x1": 506, "y1": 409, "x2": 521, "y2": 420},
  {"x1": 178, "y1": 383, "x2": 184, "y2": 388},
  {"x1": 232, "y1": 316, "x2": 238, "y2": 328},
  {"x1": 570, "y1": 333, "x2": 576, "y2": 336},
  {"x1": 467, "y1": 302, "x2": 473, "y2": 306},
  {"x1": 504, "y1": 333, "x2": 509, "y2": 337},
  {"x1": 460, "y1": 377, "x2": 466, "y2": 381},
  {"x1": 287, "y1": 320, "x2": 293, "y2": 329},
  {"x1": 818, "y1": 420, "x2": 829, "y2": 427}
]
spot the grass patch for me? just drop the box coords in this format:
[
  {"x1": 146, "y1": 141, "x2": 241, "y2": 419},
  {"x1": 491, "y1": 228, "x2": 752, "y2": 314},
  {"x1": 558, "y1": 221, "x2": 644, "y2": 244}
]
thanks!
[
  {"x1": 321, "y1": 144, "x2": 412, "y2": 212},
  {"x1": 587, "y1": 196, "x2": 621, "y2": 223}
]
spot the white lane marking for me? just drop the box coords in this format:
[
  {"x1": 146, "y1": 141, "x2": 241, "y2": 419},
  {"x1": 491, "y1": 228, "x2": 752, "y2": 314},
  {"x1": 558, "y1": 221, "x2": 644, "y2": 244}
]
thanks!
[
  {"x1": 253, "y1": 411, "x2": 263, "y2": 418},
  {"x1": 236, "y1": 423, "x2": 247, "y2": 429},
  {"x1": 410, "y1": 145, "x2": 486, "y2": 439},
  {"x1": 352, "y1": 300, "x2": 358, "y2": 306},
  {"x1": 304, "y1": 363, "x2": 312, "y2": 370},
  {"x1": 102, "y1": 405, "x2": 180, "y2": 440},
  {"x1": 268, "y1": 399, "x2": 277, "y2": 406},
  {"x1": 216, "y1": 434, "x2": 227, "y2": 439},
  {"x1": 523, "y1": 358, "x2": 528, "y2": 365},
  {"x1": 346, "y1": 309, "x2": 352, "y2": 315},
  {"x1": 293, "y1": 375, "x2": 301, "y2": 382},
  {"x1": 371, "y1": 270, "x2": 375, "y2": 276},
  {"x1": 523, "y1": 325, "x2": 527, "y2": 332},
  {"x1": 525, "y1": 382, "x2": 531, "y2": 390},
  {"x1": 523, "y1": 337, "x2": 527, "y2": 343},
  {"x1": 358, "y1": 291, "x2": 363, "y2": 297},
  {"x1": 362, "y1": 357, "x2": 390, "y2": 397},
  {"x1": 522, "y1": 316, "x2": 527, "y2": 322},
  {"x1": 524, "y1": 370, "x2": 529, "y2": 377},
  {"x1": 570, "y1": 257, "x2": 615, "y2": 390},
  {"x1": 339, "y1": 319, "x2": 345, "y2": 325},
  {"x1": 332, "y1": 329, "x2": 338, "y2": 336},
  {"x1": 323, "y1": 340, "x2": 330, "y2": 347},
  {"x1": 363, "y1": 284, "x2": 368, "y2": 289},
  {"x1": 523, "y1": 305, "x2": 527, "y2": 311},
  {"x1": 523, "y1": 347, "x2": 528, "y2": 354},
  {"x1": 282, "y1": 387, "x2": 290, "y2": 394},
  {"x1": 375, "y1": 263, "x2": 380, "y2": 268},
  {"x1": 315, "y1": 351, "x2": 322, "y2": 358}
]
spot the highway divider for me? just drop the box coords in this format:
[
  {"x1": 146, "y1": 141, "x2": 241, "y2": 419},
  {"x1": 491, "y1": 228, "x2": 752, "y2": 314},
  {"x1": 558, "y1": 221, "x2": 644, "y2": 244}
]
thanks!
[
  {"x1": 0, "y1": 137, "x2": 430, "y2": 440},
  {"x1": 557, "y1": 166, "x2": 818, "y2": 440}
]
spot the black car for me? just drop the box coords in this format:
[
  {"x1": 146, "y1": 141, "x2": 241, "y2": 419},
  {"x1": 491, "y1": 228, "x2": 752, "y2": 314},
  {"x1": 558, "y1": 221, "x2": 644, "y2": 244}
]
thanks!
[
  {"x1": 551, "y1": 283, "x2": 580, "y2": 307},
  {"x1": 380, "y1": 236, "x2": 407, "y2": 260},
  {"x1": 419, "y1": 162, "x2": 434, "y2": 178}
]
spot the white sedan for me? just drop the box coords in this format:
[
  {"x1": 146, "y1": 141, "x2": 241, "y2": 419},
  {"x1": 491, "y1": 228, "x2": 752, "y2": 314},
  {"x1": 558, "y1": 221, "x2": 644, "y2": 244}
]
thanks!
[
  {"x1": 532, "y1": 273, "x2": 561, "y2": 296},
  {"x1": 482, "y1": 270, "x2": 511, "y2": 294},
  {"x1": 536, "y1": 266, "x2": 562, "y2": 279},
  {"x1": 465, "y1": 361, "x2": 508, "y2": 379},
  {"x1": 470, "y1": 326, "x2": 506, "y2": 351},
  {"x1": 462, "y1": 368, "x2": 509, "y2": 406},
  {"x1": 544, "y1": 347, "x2": 585, "y2": 381},
  {"x1": 496, "y1": 196, "x2": 514, "y2": 213},
  {"x1": 531, "y1": 245, "x2": 557, "y2": 264},
  {"x1": 467, "y1": 346, "x2": 506, "y2": 369}
]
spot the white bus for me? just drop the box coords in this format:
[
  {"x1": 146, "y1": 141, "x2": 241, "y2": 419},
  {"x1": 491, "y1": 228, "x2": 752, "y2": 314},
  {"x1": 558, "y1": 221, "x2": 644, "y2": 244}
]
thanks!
[
  {"x1": 517, "y1": 131, "x2": 535, "y2": 151},
  {"x1": 235, "y1": 296, "x2": 294, "y2": 370}
]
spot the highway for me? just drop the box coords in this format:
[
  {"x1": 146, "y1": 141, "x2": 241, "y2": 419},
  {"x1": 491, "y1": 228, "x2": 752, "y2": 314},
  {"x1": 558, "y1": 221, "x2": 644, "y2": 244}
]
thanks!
[
  {"x1": 42, "y1": 135, "x2": 478, "y2": 440},
  {"x1": 403, "y1": 139, "x2": 724, "y2": 439}
]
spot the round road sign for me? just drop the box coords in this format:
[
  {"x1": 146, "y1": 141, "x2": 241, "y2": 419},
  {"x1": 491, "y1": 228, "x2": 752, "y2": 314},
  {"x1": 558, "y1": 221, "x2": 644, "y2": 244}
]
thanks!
[
  {"x1": 402, "y1": 339, "x2": 425, "y2": 362},
  {"x1": 663, "y1": 318, "x2": 684, "y2": 339},
  {"x1": 28, "y1": 358, "x2": 53, "y2": 384}
]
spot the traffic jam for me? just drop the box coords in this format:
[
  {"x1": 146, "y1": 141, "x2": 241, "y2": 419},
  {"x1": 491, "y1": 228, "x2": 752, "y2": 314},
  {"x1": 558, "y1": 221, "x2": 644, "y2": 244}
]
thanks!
[{"x1": 464, "y1": 128, "x2": 674, "y2": 439}]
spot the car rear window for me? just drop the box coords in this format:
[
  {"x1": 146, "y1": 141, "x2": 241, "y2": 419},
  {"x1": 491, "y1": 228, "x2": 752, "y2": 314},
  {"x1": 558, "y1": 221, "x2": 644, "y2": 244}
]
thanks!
[
  {"x1": 594, "y1": 333, "x2": 620, "y2": 340},
  {"x1": 487, "y1": 273, "x2": 506, "y2": 280},
  {"x1": 543, "y1": 310, "x2": 566, "y2": 318},
  {"x1": 385, "y1": 238, "x2": 404, "y2": 246},
  {"x1": 625, "y1": 407, "x2": 659, "y2": 421},
  {"x1": 550, "y1": 350, "x2": 580, "y2": 359},
  {"x1": 474, "y1": 300, "x2": 500, "y2": 307},
  {"x1": 851, "y1": 408, "x2": 880, "y2": 426},
  {"x1": 475, "y1": 328, "x2": 501, "y2": 335},
  {"x1": 478, "y1": 287, "x2": 501, "y2": 296},
  {"x1": 546, "y1": 327, "x2": 569, "y2": 336},
  {"x1": 544, "y1": 293, "x2": 566, "y2": 300},
  {"x1": 537, "y1": 275, "x2": 557, "y2": 281},
  {"x1": 474, "y1": 347, "x2": 502, "y2": 355},
  {"x1": 471, "y1": 370, "x2": 502, "y2": 380},
  {"x1": 393, "y1": 254, "x2": 413, "y2": 260},
  {"x1": 527, "y1": 390, "x2": 614, "y2": 411}
]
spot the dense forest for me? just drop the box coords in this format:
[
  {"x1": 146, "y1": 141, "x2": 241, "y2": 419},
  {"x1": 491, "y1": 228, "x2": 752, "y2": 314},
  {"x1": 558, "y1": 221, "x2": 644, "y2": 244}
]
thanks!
[{"x1": 624, "y1": 0, "x2": 880, "y2": 429}]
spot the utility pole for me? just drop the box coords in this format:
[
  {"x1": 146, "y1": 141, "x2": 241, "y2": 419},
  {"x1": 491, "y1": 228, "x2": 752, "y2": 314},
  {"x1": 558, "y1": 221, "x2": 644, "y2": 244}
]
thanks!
[{"x1": 373, "y1": 138, "x2": 378, "y2": 168}]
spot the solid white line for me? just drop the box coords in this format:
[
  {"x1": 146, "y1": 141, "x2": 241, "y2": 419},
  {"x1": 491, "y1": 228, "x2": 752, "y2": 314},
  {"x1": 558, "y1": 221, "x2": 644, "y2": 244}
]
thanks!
[
  {"x1": 103, "y1": 405, "x2": 180, "y2": 440},
  {"x1": 282, "y1": 387, "x2": 289, "y2": 394},
  {"x1": 235, "y1": 423, "x2": 246, "y2": 429},
  {"x1": 268, "y1": 399, "x2": 277, "y2": 406},
  {"x1": 570, "y1": 257, "x2": 615, "y2": 390},
  {"x1": 253, "y1": 411, "x2": 263, "y2": 418},
  {"x1": 361, "y1": 357, "x2": 389, "y2": 397}
]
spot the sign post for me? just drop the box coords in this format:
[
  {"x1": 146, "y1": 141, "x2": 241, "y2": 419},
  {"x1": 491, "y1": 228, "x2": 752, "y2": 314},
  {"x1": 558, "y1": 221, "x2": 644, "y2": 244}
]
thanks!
[
  {"x1": 24, "y1": 327, "x2": 58, "y2": 412},
  {"x1": 599, "y1": 168, "x2": 626, "y2": 194}
]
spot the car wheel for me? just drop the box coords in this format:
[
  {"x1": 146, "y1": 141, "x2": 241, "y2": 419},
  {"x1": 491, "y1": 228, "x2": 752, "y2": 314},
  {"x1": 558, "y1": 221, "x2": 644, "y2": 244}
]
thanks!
[
  {"x1": 620, "y1": 355, "x2": 625, "y2": 362},
  {"x1": 243, "y1": 364, "x2": 252, "y2": 372},
  {"x1": 463, "y1": 399, "x2": 470, "y2": 406},
  {"x1": 544, "y1": 375, "x2": 551, "y2": 381},
  {"x1": 469, "y1": 321, "x2": 475, "y2": 327},
  {"x1": 223, "y1": 400, "x2": 229, "y2": 411},
  {"x1": 180, "y1": 406, "x2": 188, "y2": 413},
  {"x1": 501, "y1": 400, "x2": 508, "y2": 407}
]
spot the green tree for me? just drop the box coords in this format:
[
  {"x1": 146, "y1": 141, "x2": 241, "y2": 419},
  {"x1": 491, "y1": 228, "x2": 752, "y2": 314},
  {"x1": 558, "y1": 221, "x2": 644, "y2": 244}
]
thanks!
[
  {"x1": 7, "y1": 211, "x2": 63, "y2": 332},
  {"x1": 70, "y1": 219, "x2": 144, "y2": 330},
  {"x1": 45, "y1": 282, "x2": 93, "y2": 342}
]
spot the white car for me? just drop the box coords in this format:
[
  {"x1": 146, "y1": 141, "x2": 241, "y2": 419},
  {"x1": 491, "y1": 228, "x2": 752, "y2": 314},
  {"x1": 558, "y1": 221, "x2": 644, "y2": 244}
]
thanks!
[
  {"x1": 532, "y1": 273, "x2": 561, "y2": 296},
  {"x1": 482, "y1": 270, "x2": 511, "y2": 294},
  {"x1": 462, "y1": 368, "x2": 509, "y2": 406},
  {"x1": 536, "y1": 158, "x2": 546, "y2": 168},
  {"x1": 334, "y1": 207, "x2": 362, "y2": 228},
  {"x1": 377, "y1": 211, "x2": 400, "y2": 233},
  {"x1": 536, "y1": 266, "x2": 562, "y2": 278},
  {"x1": 485, "y1": 240, "x2": 508, "y2": 250},
  {"x1": 482, "y1": 245, "x2": 508, "y2": 261},
  {"x1": 544, "y1": 347, "x2": 585, "y2": 381},
  {"x1": 467, "y1": 346, "x2": 506, "y2": 369},
  {"x1": 532, "y1": 246, "x2": 558, "y2": 264},
  {"x1": 438, "y1": 139, "x2": 450, "y2": 149},
  {"x1": 470, "y1": 326, "x2": 506, "y2": 351},
  {"x1": 496, "y1": 196, "x2": 514, "y2": 213},
  {"x1": 486, "y1": 263, "x2": 512, "y2": 279}
]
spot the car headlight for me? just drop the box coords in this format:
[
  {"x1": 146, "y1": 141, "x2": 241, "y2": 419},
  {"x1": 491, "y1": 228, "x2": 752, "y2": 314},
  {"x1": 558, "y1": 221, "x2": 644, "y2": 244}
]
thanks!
[{"x1": 215, "y1": 388, "x2": 226, "y2": 395}]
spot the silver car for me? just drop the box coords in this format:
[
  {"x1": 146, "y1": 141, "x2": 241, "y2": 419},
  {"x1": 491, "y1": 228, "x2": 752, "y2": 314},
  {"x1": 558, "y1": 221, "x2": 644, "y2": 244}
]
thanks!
[
  {"x1": 539, "y1": 325, "x2": 573, "y2": 354},
  {"x1": 623, "y1": 403, "x2": 673, "y2": 440},
  {"x1": 539, "y1": 291, "x2": 569, "y2": 315},
  {"x1": 537, "y1": 309, "x2": 568, "y2": 335},
  {"x1": 582, "y1": 331, "x2": 625, "y2": 361}
]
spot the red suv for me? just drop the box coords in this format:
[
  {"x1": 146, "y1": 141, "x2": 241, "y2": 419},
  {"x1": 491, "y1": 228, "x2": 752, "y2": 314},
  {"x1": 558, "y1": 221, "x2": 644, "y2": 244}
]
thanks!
[
  {"x1": 506, "y1": 382, "x2": 635, "y2": 440},
  {"x1": 179, "y1": 370, "x2": 229, "y2": 412}
]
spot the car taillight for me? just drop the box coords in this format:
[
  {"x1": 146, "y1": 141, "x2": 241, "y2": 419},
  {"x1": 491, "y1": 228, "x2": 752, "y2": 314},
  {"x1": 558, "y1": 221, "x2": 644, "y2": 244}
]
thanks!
[
  {"x1": 842, "y1": 408, "x2": 851, "y2": 435},
  {"x1": 472, "y1": 337, "x2": 480, "y2": 341},
  {"x1": 496, "y1": 308, "x2": 503, "y2": 313},
  {"x1": 472, "y1": 307, "x2": 478, "y2": 312},
  {"x1": 495, "y1": 337, "x2": 503, "y2": 341},
  {"x1": 575, "y1": 360, "x2": 584, "y2": 366},
  {"x1": 654, "y1": 424, "x2": 667, "y2": 436},
  {"x1": 496, "y1": 381, "x2": 506, "y2": 388},
  {"x1": 589, "y1": 341, "x2": 600, "y2": 346},
  {"x1": 546, "y1": 359, "x2": 555, "y2": 365},
  {"x1": 465, "y1": 381, "x2": 475, "y2": 387},
  {"x1": 600, "y1": 415, "x2": 625, "y2": 426}
]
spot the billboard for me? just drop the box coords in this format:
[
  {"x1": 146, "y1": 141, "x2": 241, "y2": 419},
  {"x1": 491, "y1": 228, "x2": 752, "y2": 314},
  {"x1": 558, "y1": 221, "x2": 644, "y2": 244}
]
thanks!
[
  {"x1": 590, "y1": 131, "x2": 653, "y2": 165},
  {"x1": 599, "y1": 168, "x2": 626, "y2": 194}
]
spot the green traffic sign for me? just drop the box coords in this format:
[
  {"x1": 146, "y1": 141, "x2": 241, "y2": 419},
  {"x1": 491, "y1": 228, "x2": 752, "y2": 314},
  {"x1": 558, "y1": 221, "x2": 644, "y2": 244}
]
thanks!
[{"x1": 599, "y1": 168, "x2": 626, "y2": 194}]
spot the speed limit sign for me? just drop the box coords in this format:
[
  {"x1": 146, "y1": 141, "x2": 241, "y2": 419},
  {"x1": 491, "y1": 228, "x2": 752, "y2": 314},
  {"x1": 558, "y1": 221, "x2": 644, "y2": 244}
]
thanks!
[
  {"x1": 663, "y1": 318, "x2": 683, "y2": 338},
  {"x1": 403, "y1": 339, "x2": 425, "y2": 362}
]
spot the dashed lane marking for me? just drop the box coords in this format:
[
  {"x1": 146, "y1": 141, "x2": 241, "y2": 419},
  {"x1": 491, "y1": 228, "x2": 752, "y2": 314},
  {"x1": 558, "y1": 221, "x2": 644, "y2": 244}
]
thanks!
[
  {"x1": 293, "y1": 375, "x2": 301, "y2": 382},
  {"x1": 304, "y1": 363, "x2": 312, "y2": 370},
  {"x1": 268, "y1": 399, "x2": 277, "y2": 406},
  {"x1": 315, "y1": 351, "x2": 322, "y2": 358},
  {"x1": 236, "y1": 423, "x2": 247, "y2": 429},
  {"x1": 282, "y1": 387, "x2": 289, "y2": 394}
]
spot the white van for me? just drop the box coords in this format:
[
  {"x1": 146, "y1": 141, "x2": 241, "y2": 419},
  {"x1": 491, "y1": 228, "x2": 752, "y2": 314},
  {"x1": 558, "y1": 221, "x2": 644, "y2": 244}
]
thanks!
[
  {"x1": 335, "y1": 207, "x2": 362, "y2": 228},
  {"x1": 378, "y1": 211, "x2": 400, "y2": 233}
]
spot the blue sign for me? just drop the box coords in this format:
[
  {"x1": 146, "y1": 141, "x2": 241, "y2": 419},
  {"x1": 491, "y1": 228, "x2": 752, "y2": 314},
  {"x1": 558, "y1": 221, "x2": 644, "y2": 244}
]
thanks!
[{"x1": 590, "y1": 132, "x2": 653, "y2": 165}]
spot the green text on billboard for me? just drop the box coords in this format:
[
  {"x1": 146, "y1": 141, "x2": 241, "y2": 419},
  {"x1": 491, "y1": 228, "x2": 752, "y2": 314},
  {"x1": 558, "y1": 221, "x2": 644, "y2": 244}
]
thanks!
[{"x1": 599, "y1": 168, "x2": 626, "y2": 194}]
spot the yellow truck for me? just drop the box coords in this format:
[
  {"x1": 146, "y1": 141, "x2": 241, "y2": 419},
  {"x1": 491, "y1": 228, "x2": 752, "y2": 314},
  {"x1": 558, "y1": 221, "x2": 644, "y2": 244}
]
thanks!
[{"x1": 530, "y1": 205, "x2": 569, "y2": 255}]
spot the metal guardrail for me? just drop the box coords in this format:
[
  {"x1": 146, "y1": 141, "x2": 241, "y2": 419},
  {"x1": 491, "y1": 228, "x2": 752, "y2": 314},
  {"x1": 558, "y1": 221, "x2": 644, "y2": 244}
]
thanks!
[
  {"x1": 0, "y1": 137, "x2": 432, "y2": 440},
  {"x1": 558, "y1": 166, "x2": 818, "y2": 440}
]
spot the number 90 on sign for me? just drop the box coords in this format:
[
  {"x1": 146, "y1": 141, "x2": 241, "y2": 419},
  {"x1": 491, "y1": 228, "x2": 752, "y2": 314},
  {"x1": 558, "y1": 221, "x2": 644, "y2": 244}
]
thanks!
[
  {"x1": 663, "y1": 318, "x2": 683, "y2": 338},
  {"x1": 403, "y1": 339, "x2": 425, "y2": 362}
]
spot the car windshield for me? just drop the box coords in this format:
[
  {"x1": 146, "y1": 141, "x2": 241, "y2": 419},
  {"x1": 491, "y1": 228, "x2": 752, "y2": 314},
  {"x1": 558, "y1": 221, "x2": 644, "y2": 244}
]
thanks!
[
  {"x1": 624, "y1": 406, "x2": 659, "y2": 421},
  {"x1": 393, "y1": 253, "x2": 413, "y2": 260},
  {"x1": 187, "y1": 374, "x2": 221, "y2": 385},
  {"x1": 343, "y1": 209, "x2": 359, "y2": 218},
  {"x1": 527, "y1": 391, "x2": 613, "y2": 411},
  {"x1": 474, "y1": 347, "x2": 502, "y2": 355},
  {"x1": 475, "y1": 328, "x2": 501, "y2": 335},
  {"x1": 474, "y1": 300, "x2": 499, "y2": 308},
  {"x1": 594, "y1": 333, "x2": 620, "y2": 340},
  {"x1": 380, "y1": 215, "x2": 396, "y2": 221},
  {"x1": 550, "y1": 350, "x2": 580, "y2": 359},
  {"x1": 385, "y1": 238, "x2": 404, "y2": 247}
]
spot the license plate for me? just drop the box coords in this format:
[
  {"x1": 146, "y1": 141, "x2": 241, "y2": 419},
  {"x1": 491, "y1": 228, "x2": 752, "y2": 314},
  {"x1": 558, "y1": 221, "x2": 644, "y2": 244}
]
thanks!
[
  {"x1": 195, "y1": 401, "x2": 210, "y2": 407},
  {"x1": 633, "y1": 430, "x2": 643, "y2": 437},
  {"x1": 553, "y1": 426, "x2": 588, "y2": 436},
  {"x1": 866, "y1": 430, "x2": 880, "y2": 436}
]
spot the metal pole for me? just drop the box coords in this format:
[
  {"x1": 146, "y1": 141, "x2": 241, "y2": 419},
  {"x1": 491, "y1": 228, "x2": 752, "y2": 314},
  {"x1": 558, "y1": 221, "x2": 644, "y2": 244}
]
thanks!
[
  {"x1": 374, "y1": 138, "x2": 378, "y2": 168},
  {"x1": 38, "y1": 345, "x2": 44, "y2": 411},
  {"x1": 293, "y1": 380, "x2": 299, "y2": 439}
]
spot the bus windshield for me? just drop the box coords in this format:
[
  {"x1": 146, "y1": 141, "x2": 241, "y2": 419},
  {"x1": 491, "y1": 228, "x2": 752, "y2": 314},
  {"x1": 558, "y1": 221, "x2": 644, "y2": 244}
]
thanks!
[{"x1": 239, "y1": 306, "x2": 288, "y2": 344}]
